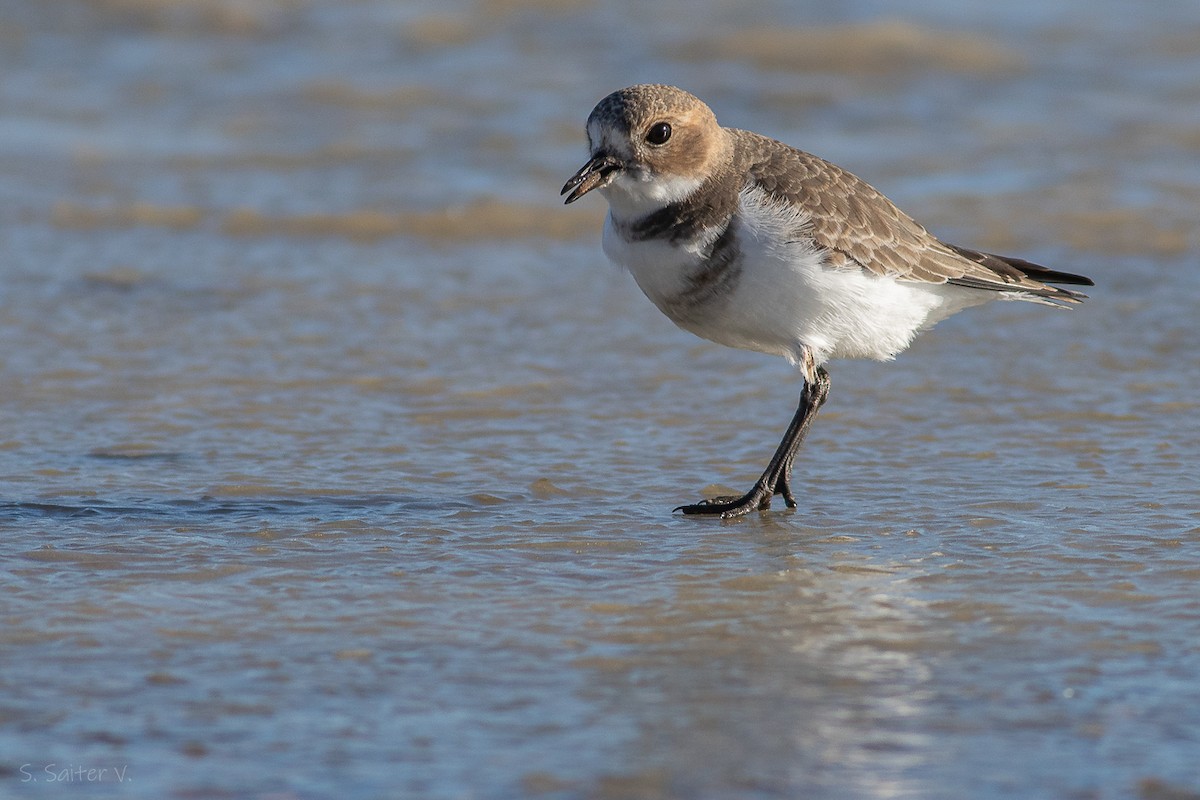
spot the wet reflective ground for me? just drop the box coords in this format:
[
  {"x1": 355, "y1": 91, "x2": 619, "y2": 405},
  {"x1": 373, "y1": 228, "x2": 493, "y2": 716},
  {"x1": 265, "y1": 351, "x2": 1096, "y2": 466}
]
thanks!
[{"x1": 2, "y1": 1, "x2": 1199, "y2": 797}]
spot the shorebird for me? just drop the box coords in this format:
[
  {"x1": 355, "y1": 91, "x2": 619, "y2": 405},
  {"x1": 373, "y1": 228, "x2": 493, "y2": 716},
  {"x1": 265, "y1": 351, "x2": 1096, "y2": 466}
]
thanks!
[{"x1": 561, "y1": 84, "x2": 1092, "y2": 518}]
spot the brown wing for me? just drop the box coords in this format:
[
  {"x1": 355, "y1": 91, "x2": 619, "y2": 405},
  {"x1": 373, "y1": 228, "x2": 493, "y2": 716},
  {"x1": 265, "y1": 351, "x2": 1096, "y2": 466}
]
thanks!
[{"x1": 731, "y1": 128, "x2": 1091, "y2": 303}]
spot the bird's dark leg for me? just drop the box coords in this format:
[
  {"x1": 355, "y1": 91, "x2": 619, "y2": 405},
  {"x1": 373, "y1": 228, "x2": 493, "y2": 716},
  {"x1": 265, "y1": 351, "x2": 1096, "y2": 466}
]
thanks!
[
  {"x1": 677, "y1": 365, "x2": 831, "y2": 519},
  {"x1": 770, "y1": 366, "x2": 830, "y2": 509}
]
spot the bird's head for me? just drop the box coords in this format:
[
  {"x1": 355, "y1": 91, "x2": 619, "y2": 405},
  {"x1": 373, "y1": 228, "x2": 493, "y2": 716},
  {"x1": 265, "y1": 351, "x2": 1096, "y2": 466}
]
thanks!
[{"x1": 561, "y1": 84, "x2": 727, "y2": 217}]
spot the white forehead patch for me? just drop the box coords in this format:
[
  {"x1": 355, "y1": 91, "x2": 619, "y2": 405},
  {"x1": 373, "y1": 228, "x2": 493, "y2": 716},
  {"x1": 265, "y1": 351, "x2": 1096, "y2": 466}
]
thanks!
[{"x1": 587, "y1": 118, "x2": 634, "y2": 161}]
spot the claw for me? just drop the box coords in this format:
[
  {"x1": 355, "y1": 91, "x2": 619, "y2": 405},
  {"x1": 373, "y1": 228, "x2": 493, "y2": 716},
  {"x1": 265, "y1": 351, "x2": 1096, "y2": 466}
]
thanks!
[
  {"x1": 674, "y1": 365, "x2": 830, "y2": 520},
  {"x1": 675, "y1": 486, "x2": 773, "y2": 519}
]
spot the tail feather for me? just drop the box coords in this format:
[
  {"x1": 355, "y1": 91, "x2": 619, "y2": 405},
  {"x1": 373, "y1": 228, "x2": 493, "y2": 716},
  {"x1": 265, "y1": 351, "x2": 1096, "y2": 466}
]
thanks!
[
  {"x1": 988, "y1": 254, "x2": 1095, "y2": 287},
  {"x1": 945, "y1": 244, "x2": 1093, "y2": 305}
]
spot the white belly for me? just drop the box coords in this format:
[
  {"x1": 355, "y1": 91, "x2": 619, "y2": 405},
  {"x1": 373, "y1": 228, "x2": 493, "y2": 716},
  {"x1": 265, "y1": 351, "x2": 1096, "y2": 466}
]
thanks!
[{"x1": 602, "y1": 191, "x2": 988, "y2": 367}]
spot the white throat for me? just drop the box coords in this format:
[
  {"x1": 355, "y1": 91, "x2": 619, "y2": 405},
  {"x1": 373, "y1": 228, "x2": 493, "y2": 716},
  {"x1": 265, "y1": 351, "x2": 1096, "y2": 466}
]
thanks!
[{"x1": 600, "y1": 171, "x2": 704, "y2": 220}]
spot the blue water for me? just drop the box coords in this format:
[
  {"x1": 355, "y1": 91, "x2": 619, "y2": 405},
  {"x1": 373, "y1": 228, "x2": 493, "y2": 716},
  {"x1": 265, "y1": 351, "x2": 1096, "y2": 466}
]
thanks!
[{"x1": 2, "y1": 1, "x2": 1199, "y2": 798}]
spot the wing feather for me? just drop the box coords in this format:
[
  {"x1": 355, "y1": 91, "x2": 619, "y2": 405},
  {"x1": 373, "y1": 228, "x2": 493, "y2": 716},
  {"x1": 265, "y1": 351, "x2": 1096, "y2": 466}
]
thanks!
[{"x1": 729, "y1": 128, "x2": 1091, "y2": 304}]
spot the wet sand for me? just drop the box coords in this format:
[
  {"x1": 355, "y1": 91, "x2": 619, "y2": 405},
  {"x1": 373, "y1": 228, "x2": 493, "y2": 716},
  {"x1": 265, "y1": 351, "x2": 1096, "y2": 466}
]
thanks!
[{"x1": 2, "y1": 1, "x2": 1200, "y2": 798}]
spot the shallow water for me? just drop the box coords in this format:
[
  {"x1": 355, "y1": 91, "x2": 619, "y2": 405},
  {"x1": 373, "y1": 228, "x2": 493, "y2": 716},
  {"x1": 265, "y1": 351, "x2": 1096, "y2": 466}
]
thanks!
[{"x1": 2, "y1": 1, "x2": 1199, "y2": 798}]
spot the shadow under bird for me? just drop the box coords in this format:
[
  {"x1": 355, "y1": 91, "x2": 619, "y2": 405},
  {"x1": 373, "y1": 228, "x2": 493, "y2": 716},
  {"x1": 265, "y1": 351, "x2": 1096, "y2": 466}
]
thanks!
[{"x1": 562, "y1": 84, "x2": 1093, "y2": 519}]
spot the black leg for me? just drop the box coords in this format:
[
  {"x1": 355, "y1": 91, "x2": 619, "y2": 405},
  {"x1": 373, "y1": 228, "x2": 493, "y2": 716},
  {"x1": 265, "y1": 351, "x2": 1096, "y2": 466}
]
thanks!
[
  {"x1": 770, "y1": 366, "x2": 829, "y2": 509},
  {"x1": 676, "y1": 367, "x2": 830, "y2": 519}
]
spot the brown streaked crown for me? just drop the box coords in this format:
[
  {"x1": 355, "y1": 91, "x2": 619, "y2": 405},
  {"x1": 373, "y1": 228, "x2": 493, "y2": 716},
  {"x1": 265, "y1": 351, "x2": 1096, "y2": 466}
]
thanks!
[{"x1": 587, "y1": 84, "x2": 727, "y2": 178}]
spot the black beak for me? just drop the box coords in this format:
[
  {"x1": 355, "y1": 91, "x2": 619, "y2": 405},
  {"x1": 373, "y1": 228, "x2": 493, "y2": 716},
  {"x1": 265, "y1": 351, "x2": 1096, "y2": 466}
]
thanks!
[{"x1": 561, "y1": 153, "x2": 623, "y2": 204}]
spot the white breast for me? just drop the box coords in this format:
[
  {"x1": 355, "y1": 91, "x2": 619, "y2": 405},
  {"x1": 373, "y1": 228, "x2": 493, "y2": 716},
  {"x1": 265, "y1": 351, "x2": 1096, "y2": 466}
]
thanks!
[
  {"x1": 603, "y1": 185, "x2": 988, "y2": 367},
  {"x1": 601, "y1": 213, "x2": 720, "y2": 309}
]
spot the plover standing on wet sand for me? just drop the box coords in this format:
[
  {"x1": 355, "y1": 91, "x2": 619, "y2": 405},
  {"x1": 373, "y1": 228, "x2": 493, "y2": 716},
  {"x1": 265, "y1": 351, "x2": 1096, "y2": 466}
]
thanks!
[{"x1": 562, "y1": 84, "x2": 1093, "y2": 519}]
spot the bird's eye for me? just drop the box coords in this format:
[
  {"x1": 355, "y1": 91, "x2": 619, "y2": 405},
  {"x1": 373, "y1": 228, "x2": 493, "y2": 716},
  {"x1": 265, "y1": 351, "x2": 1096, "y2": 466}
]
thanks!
[{"x1": 645, "y1": 122, "x2": 672, "y2": 145}]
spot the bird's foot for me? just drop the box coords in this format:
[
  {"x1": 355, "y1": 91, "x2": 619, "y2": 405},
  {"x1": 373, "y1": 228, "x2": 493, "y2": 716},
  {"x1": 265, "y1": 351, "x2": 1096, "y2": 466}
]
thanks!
[
  {"x1": 774, "y1": 472, "x2": 798, "y2": 509},
  {"x1": 675, "y1": 484, "x2": 773, "y2": 519}
]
